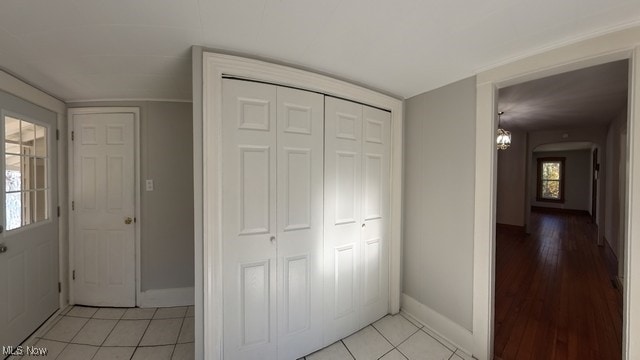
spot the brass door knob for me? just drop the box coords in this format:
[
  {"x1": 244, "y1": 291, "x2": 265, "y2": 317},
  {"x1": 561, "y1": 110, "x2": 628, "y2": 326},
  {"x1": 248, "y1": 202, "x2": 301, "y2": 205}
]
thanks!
[{"x1": 125, "y1": 217, "x2": 133, "y2": 225}]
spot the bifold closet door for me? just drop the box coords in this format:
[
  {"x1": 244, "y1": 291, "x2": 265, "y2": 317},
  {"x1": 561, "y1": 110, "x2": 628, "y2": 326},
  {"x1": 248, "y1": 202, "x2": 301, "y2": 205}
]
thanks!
[
  {"x1": 222, "y1": 79, "x2": 278, "y2": 360},
  {"x1": 324, "y1": 97, "x2": 391, "y2": 344},
  {"x1": 221, "y1": 79, "x2": 325, "y2": 360},
  {"x1": 275, "y1": 87, "x2": 324, "y2": 359}
]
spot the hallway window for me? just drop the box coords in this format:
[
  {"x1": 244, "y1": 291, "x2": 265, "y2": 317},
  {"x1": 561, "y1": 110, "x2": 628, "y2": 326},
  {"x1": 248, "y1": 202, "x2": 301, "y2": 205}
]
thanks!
[{"x1": 537, "y1": 157, "x2": 565, "y2": 202}]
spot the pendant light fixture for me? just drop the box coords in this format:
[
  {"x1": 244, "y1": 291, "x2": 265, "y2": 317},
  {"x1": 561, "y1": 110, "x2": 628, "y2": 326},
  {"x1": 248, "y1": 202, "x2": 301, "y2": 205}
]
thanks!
[{"x1": 496, "y1": 111, "x2": 511, "y2": 150}]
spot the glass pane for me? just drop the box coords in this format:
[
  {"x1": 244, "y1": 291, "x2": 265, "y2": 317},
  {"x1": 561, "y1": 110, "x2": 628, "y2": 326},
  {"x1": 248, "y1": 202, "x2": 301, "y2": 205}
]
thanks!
[
  {"x1": 5, "y1": 141, "x2": 20, "y2": 154},
  {"x1": 6, "y1": 192, "x2": 21, "y2": 230},
  {"x1": 542, "y1": 162, "x2": 560, "y2": 180},
  {"x1": 21, "y1": 156, "x2": 33, "y2": 191},
  {"x1": 5, "y1": 154, "x2": 22, "y2": 191},
  {"x1": 35, "y1": 190, "x2": 48, "y2": 222},
  {"x1": 5, "y1": 116, "x2": 21, "y2": 143},
  {"x1": 35, "y1": 158, "x2": 47, "y2": 189},
  {"x1": 35, "y1": 125, "x2": 47, "y2": 157},
  {"x1": 22, "y1": 191, "x2": 32, "y2": 226},
  {"x1": 542, "y1": 180, "x2": 560, "y2": 199},
  {"x1": 21, "y1": 120, "x2": 35, "y2": 146}
]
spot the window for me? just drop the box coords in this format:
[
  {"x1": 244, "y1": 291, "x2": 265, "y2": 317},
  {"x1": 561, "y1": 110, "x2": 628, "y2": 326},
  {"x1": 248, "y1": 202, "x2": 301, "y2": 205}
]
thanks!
[
  {"x1": 537, "y1": 157, "x2": 565, "y2": 202},
  {"x1": 4, "y1": 114, "x2": 49, "y2": 231}
]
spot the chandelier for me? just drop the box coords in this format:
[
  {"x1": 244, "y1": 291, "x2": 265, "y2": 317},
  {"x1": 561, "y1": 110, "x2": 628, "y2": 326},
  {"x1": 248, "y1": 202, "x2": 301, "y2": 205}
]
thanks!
[{"x1": 496, "y1": 111, "x2": 511, "y2": 150}]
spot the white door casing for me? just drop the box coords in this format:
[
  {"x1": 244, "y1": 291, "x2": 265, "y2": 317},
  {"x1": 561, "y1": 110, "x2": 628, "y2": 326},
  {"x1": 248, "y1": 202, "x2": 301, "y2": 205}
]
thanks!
[
  {"x1": 69, "y1": 108, "x2": 138, "y2": 307},
  {"x1": 0, "y1": 110, "x2": 59, "y2": 350}
]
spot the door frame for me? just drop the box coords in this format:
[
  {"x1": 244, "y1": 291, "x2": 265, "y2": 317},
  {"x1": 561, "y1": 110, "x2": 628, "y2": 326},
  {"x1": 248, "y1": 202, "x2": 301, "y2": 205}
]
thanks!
[
  {"x1": 196, "y1": 51, "x2": 404, "y2": 360},
  {"x1": 472, "y1": 27, "x2": 640, "y2": 360},
  {"x1": 67, "y1": 107, "x2": 141, "y2": 306}
]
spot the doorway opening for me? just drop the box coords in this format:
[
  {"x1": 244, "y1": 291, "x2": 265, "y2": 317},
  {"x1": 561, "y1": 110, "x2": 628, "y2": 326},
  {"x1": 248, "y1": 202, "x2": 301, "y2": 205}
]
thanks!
[{"x1": 494, "y1": 60, "x2": 628, "y2": 359}]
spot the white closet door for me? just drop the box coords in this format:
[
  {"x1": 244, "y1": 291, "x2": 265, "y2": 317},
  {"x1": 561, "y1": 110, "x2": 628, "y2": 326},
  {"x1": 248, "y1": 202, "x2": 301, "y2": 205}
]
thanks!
[
  {"x1": 324, "y1": 97, "x2": 363, "y2": 344},
  {"x1": 360, "y1": 106, "x2": 390, "y2": 327},
  {"x1": 276, "y1": 87, "x2": 324, "y2": 359},
  {"x1": 222, "y1": 79, "x2": 277, "y2": 360}
]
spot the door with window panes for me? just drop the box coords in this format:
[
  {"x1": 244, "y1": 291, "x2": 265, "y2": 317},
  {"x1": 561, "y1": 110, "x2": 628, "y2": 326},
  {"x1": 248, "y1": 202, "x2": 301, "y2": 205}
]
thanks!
[{"x1": 0, "y1": 111, "x2": 58, "y2": 352}]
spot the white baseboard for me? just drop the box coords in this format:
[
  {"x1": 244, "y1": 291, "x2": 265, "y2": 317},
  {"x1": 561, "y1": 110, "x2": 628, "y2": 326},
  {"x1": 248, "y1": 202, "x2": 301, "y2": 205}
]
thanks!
[
  {"x1": 138, "y1": 286, "x2": 194, "y2": 308},
  {"x1": 401, "y1": 293, "x2": 473, "y2": 355}
]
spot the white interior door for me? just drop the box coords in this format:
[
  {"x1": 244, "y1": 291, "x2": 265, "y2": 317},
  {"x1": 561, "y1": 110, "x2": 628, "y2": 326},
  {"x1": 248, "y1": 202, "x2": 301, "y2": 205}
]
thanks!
[
  {"x1": 324, "y1": 98, "x2": 391, "y2": 343},
  {"x1": 324, "y1": 97, "x2": 363, "y2": 344},
  {"x1": 222, "y1": 79, "x2": 278, "y2": 360},
  {"x1": 360, "y1": 106, "x2": 390, "y2": 327},
  {"x1": 0, "y1": 111, "x2": 59, "y2": 351},
  {"x1": 275, "y1": 87, "x2": 324, "y2": 359},
  {"x1": 71, "y1": 110, "x2": 136, "y2": 307}
]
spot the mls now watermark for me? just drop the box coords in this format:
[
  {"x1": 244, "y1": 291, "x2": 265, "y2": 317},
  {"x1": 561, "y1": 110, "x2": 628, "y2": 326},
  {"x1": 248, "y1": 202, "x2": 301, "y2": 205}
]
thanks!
[{"x1": 2, "y1": 345, "x2": 48, "y2": 356}]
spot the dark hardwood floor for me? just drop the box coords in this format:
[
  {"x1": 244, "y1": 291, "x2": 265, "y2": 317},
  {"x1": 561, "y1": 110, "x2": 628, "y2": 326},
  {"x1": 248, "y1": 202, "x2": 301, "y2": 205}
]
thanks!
[{"x1": 494, "y1": 210, "x2": 623, "y2": 360}]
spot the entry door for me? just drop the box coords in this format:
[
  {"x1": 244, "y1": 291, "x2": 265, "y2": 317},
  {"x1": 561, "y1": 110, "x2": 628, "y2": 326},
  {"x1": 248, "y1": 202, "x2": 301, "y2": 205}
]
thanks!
[
  {"x1": 0, "y1": 111, "x2": 59, "y2": 350},
  {"x1": 71, "y1": 110, "x2": 136, "y2": 307}
]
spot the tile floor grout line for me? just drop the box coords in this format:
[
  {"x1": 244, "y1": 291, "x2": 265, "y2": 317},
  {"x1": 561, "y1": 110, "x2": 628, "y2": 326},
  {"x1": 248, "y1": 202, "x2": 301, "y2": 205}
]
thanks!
[
  {"x1": 370, "y1": 322, "x2": 395, "y2": 349},
  {"x1": 393, "y1": 328, "x2": 420, "y2": 349},
  {"x1": 340, "y1": 339, "x2": 357, "y2": 360}
]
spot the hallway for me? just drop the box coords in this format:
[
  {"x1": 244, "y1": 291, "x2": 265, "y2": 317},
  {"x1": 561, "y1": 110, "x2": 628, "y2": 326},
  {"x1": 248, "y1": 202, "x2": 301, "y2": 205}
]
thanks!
[{"x1": 494, "y1": 210, "x2": 623, "y2": 360}]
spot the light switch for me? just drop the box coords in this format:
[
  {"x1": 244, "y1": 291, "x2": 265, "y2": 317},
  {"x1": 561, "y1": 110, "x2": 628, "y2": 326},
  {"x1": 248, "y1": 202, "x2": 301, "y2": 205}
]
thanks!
[{"x1": 146, "y1": 179, "x2": 154, "y2": 191}]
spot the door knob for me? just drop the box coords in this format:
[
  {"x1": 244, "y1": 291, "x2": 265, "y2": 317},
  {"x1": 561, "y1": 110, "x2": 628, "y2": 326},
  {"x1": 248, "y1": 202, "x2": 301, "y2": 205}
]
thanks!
[
  {"x1": 270, "y1": 236, "x2": 276, "y2": 244},
  {"x1": 125, "y1": 217, "x2": 133, "y2": 225},
  {"x1": 0, "y1": 243, "x2": 7, "y2": 254}
]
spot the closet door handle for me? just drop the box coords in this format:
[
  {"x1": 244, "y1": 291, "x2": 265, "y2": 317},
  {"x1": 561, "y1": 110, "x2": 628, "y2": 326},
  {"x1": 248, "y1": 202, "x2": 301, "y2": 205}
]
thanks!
[{"x1": 270, "y1": 236, "x2": 276, "y2": 244}]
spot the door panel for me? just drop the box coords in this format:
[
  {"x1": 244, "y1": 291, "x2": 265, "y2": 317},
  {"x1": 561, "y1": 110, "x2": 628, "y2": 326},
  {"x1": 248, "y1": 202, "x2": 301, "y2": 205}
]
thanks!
[
  {"x1": 360, "y1": 106, "x2": 390, "y2": 327},
  {"x1": 72, "y1": 111, "x2": 135, "y2": 307},
  {"x1": 222, "y1": 79, "x2": 277, "y2": 360},
  {"x1": 276, "y1": 87, "x2": 324, "y2": 360},
  {"x1": 324, "y1": 97, "x2": 362, "y2": 344},
  {"x1": 1, "y1": 108, "x2": 58, "y2": 352}
]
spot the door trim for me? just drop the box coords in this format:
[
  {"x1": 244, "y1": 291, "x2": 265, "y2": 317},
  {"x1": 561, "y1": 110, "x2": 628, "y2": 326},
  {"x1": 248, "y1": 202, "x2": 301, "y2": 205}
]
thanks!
[
  {"x1": 473, "y1": 27, "x2": 640, "y2": 360},
  {"x1": 197, "y1": 52, "x2": 404, "y2": 360},
  {"x1": 67, "y1": 107, "x2": 141, "y2": 306}
]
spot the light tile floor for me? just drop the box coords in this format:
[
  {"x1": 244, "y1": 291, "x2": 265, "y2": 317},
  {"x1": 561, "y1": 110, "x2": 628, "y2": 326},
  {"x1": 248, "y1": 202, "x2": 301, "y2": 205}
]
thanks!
[
  {"x1": 12, "y1": 307, "x2": 472, "y2": 360},
  {"x1": 303, "y1": 312, "x2": 474, "y2": 360},
  {"x1": 11, "y1": 305, "x2": 194, "y2": 360}
]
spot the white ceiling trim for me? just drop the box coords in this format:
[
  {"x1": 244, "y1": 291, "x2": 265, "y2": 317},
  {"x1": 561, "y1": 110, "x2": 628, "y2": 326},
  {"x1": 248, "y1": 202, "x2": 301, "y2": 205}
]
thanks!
[{"x1": 475, "y1": 19, "x2": 640, "y2": 76}]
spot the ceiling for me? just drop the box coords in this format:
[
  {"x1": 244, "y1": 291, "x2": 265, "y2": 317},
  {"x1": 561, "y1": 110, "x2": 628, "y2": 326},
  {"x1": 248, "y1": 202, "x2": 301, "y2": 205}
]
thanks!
[
  {"x1": 1, "y1": 0, "x2": 640, "y2": 102},
  {"x1": 498, "y1": 60, "x2": 629, "y2": 131}
]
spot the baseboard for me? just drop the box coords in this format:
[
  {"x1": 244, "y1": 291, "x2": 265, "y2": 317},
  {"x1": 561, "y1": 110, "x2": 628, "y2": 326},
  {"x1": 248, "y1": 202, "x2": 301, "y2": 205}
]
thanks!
[
  {"x1": 531, "y1": 206, "x2": 590, "y2": 216},
  {"x1": 138, "y1": 286, "x2": 194, "y2": 308},
  {"x1": 401, "y1": 293, "x2": 473, "y2": 355},
  {"x1": 496, "y1": 223, "x2": 526, "y2": 234}
]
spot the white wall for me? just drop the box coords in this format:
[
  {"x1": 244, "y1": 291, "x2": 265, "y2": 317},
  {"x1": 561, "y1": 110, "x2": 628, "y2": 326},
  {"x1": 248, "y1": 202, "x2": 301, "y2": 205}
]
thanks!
[
  {"x1": 67, "y1": 101, "x2": 194, "y2": 293},
  {"x1": 403, "y1": 76, "x2": 475, "y2": 333},
  {"x1": 605, "y1": 108, "x2": 628, "y2": 275},
  {"x1": 531, "y1": 149, "x2": 591, "y2": 211},
  {"x1": 496, "y1": 129, "x2": 527, "y2": 226}
]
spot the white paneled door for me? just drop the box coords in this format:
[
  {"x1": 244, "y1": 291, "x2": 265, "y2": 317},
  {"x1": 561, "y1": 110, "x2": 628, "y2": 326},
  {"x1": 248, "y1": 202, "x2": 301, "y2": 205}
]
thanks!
[
  {"x1": 71, "y1": 110, "x2": 136, "y2": 307},
  {"x1": 324, "y1": 97, "x2": 390, "y2": 343},
  {"x1": 222, "y1": 79, "x2": 325, "y2": 360},
  {"x1": 0, "y1": 112, "x2": 59, "y2": 352},
  {"x1": 275, "y1": 87, "x2": 324, "y2": 360}
]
